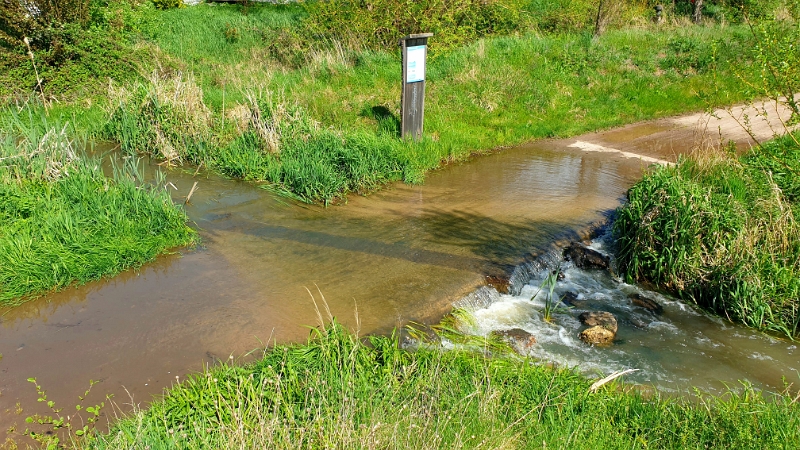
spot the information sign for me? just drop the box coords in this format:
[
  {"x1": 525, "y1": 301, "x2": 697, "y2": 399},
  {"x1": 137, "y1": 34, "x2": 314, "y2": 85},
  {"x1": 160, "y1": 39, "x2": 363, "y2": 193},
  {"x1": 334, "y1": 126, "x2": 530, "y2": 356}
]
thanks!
[{"x1": 406, "y1": 46, "x2": 426, "y2": 83}]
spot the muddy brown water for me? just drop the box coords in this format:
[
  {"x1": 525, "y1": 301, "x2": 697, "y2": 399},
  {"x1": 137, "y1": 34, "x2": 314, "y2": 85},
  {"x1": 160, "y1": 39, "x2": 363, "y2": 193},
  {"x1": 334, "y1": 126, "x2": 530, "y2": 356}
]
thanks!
[{"x1": 1, "y1": 112, "x2": 797, "y2": 435}]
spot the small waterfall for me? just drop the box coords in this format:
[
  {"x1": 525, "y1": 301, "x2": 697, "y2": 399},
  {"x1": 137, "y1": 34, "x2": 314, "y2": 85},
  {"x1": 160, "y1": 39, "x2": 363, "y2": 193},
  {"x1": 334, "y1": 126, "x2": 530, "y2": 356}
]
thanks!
[{"x1": 448, "y1": 236, "x2": 800, "y2": 395}]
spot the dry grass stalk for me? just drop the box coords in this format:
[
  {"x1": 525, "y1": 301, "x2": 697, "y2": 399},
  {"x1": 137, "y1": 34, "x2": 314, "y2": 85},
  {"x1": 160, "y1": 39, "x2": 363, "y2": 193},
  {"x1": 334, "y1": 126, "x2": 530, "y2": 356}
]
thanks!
[{"x1": 245, "y1": 92, "x2": 283, "y2": 154}]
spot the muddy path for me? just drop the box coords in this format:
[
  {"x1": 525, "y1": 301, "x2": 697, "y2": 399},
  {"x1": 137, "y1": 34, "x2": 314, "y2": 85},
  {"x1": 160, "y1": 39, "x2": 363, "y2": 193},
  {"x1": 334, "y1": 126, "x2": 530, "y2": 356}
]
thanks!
[{"x1": 1, "y1": 101, "x2": 796, "y2": 433}]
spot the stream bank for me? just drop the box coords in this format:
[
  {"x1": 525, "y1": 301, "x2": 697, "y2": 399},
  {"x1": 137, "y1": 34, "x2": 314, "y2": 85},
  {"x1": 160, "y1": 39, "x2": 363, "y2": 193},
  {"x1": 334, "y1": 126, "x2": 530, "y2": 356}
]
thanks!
[{"x1": 1, "y1": 101, "x2": 797, "y2": 436}]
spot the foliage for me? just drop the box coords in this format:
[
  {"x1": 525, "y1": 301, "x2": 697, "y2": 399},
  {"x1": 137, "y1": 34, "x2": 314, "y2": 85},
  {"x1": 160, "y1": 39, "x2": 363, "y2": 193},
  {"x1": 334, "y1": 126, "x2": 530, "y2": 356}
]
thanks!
[
  {"x1": 85, "y1": 321, "x2": 800, "y2": 448},
  {"x1": 614, "y1": 136, "x2": 800, "y2": 337},
  {"x1": 105, "y1": 3, "x2": 754, "y2": 203},
  {"x1": 0, "y1": 106, "x2": 197, "y2": 307},
  {"x1": 0, "y1": 0, "x2": 147, "y2": 101},
  {"x1": 302, "y1": 0, "x2": 531, "y2": 53},
  {"x1": 105, "y1": 70, "x2": 214, "y2": 165},
  {"x1": 740, "y1": 2, "x2": 800, "y2": 123},
  {"x1": 21, "y1": 378, "x2": 106, "y2": 447},
  {"x1": 152, "y1": 0, "x2": 183, "y2": 10}
]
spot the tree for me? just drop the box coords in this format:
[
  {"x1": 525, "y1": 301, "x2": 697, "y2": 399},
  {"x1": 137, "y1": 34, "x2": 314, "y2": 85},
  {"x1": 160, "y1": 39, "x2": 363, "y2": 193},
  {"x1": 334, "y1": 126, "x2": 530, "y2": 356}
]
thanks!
[{"x1": 692, "y1": 0, "x2": 704, "y2": 24}]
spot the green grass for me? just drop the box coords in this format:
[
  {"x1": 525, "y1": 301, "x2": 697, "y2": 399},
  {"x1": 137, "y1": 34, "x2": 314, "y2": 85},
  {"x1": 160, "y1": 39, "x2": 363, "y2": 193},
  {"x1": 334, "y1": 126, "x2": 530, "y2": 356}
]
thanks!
[
  {"x1": 53, "y1": 321, "x2": 799, "y2": 449},
  {"x1": 99, "y1": 2, "x2": 757, "y2": 203},
  {"x1": 0, "y1": 107, "x2": 197, "y2": 307},
  {"x1": 614, "y1": 134, "x2": 800, "y2": 338}
]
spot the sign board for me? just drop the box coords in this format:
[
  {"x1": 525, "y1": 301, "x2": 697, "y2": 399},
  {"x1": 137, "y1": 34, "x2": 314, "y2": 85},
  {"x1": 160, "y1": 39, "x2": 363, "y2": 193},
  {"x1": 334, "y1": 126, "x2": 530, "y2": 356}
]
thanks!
[
  {"x1": 405, "y1": 45, "x2": 426, "y2": 83},
  {"x1": 400, "y1": 34, "x2": 433, "y2": 141}
]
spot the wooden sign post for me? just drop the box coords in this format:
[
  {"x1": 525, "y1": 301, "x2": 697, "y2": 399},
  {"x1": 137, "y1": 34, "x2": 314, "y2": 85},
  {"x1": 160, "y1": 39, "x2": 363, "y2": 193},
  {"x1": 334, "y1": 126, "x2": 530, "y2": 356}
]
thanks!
[{"x1": 400, "y1": 33, "x2": 433, "y2": 141}]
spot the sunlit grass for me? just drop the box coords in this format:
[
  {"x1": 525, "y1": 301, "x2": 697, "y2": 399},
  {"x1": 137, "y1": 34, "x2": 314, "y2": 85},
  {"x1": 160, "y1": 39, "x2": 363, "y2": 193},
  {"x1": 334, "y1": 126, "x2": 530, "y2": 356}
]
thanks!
[
  {"x1": 0, "y1": 106, "x2": 197, "y2": 307},
  {"x1": 80, "y1": 319, "x2": 800, "y2": 449},
  {"x1": 615, "y1": 134, "x2": 800, "y2": 337}
]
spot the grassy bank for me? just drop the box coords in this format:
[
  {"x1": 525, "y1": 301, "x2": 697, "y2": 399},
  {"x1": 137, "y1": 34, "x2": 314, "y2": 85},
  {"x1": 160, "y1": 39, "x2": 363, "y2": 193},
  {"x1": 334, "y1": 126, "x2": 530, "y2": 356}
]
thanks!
[
  {"x1": 614, "y1": 133, "x2": 800, "y2": 338},
  {"x1": 30, "y1": 322, "x2": 790, "y2": 448},
  {"x1": 2, "y1": 1, "x2": 775, "y2": 203},
  {"x1": 103, "y1": 11, "x2": 755, "y2": 203},
  {"x1": 0, "y1": 109, "x2": 197, "y2": 307}
]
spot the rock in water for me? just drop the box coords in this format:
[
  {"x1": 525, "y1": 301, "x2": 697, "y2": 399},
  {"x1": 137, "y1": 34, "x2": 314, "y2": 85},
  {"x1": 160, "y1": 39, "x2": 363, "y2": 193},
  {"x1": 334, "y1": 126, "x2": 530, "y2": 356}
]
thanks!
[
  {"x1": 485, "y1": 275, "x2": 510, "y2": 294},
  {"x1": 561, "y1": 291, "x2": 581, "y2": 307},
  {"x1": 563, "y1": 242, "x2": 610, "y2": 270},
  {"x1": 629, "y1": 293, "x2": 664, "y2": 314},
  {"x1": 580, "y1": 326, "x2": 615, "y2": 345},
  {"x1": 493, "y1": 328, "x2": 537, "y2": 354},
  {"x1": 578, "y1": 311, "x2": 618, "y2": 334}
]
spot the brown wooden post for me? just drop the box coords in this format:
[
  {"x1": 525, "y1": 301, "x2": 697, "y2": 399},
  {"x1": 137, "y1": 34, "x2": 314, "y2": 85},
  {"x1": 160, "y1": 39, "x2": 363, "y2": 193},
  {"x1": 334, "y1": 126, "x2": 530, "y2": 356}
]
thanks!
[{"x1": 400, "y1": 33, "x2": 433, "y2": 141}]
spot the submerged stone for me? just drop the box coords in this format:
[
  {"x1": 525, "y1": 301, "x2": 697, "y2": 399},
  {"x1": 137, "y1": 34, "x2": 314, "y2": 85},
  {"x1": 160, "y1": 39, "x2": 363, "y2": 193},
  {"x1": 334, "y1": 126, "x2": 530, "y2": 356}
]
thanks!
[
  {"x1": 629, "y1": 293, "x2": 664, "y2": 314},
  {"x1": 579, "y1": 325, "x2": 615, "y2": 345},
  {"x1": 561, "y1": 291, "x2": 581, "y2": 307},
  {"x1": 485, "y1": 275, "x2": 511, "y2": 294},
  {"x1": 493, "y1": 328, "x2": 537, "y2": 354},
  {"x1": 563, "y1": 242, "x2": 610, "y2": 270},
  {"x1": 578, "y1": 311, "x2": 618, "y2": 334}
]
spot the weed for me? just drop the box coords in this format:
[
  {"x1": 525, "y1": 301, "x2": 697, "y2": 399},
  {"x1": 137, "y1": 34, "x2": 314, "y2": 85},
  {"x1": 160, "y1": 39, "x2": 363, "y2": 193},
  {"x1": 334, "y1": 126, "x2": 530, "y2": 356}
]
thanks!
[{"x1": 614, "y1": 135, "x2": 800, "y2": 337}]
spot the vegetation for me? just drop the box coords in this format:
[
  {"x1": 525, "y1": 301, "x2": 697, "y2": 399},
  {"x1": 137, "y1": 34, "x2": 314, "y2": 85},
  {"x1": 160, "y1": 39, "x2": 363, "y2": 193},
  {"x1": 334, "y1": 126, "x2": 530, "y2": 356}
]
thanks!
[
  {"x1": 2, "y1": 1, "x2": 786, "y2": 204},
  {"x1": 97, "y1": 1, "x2": 765, "y2": 203},
  {"x1": 0, "y1": 107, "x2": 197, "y2": 307},
  {"x1": 39, "y1": 321, "x2": 792, "y2": 448},
  {"x1": 614, "y1": 3, "x2": 800, "y2": 338},
  {"x1": 614, "y1": 134, "x2": 800, "y2": 337}
]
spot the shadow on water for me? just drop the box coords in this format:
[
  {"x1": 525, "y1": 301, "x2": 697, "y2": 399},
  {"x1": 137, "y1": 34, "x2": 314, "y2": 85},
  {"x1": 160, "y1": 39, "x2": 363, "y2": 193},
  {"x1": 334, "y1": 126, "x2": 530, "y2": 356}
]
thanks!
[{"x1": 408, "y1": 209, "x2": 592, "y2": 274}]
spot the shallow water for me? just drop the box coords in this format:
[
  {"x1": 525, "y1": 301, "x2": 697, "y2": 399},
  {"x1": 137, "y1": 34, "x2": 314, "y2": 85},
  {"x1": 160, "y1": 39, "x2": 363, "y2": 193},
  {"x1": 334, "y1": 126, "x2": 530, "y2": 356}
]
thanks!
[
  {"x1": 1, "y1": 115, "x2": 797, "y2": 435},
  {"x1": 0, "y1": 141, "x2": 643, "y2": 432}
]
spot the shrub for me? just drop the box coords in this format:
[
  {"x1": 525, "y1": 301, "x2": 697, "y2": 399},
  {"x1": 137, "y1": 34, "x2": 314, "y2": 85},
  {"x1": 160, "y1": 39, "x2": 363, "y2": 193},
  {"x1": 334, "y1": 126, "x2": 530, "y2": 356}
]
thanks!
[
  {"x1": 614, "y1": 137, "x2": 800, "y2": 337},
  {"x1": 302, "y1": 0, "x2": 532, "y2": 53},
  {"x1": 152, "y1": 0, "x2": 184, "y2": 10}
]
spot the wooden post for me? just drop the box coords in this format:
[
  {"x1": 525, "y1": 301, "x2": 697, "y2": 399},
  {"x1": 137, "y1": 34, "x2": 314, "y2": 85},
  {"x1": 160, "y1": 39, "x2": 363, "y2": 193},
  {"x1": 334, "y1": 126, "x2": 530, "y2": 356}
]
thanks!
[{"x1": 400, "y1": 33, "x2": 433, "y2": 141}]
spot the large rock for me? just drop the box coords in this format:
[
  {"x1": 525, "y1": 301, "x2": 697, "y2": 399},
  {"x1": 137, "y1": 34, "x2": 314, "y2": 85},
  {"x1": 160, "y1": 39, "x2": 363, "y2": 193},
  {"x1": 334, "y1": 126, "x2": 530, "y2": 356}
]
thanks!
[
  {"x1": 629, "y1": 293, "x2": 664, "y2": 314},
  {"x1": 563, "y1": 242, "x2": 610, "y2": 270},
  {"x1": 578, "y1": 311, "x2": 618, "y2": 334},
  {"x1": 493, "y1": 328, "x2": 537, "y2": 354},
  {"x1": 579, "y1": 326, "x2": 615, "y2": 345}
]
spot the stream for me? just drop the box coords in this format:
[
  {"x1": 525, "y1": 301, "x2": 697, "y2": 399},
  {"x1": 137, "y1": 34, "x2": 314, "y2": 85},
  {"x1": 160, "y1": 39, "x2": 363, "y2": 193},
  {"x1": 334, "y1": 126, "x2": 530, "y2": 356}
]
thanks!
[{"x1": 2, "y1": 115, "x2": 799, "y2": 434}]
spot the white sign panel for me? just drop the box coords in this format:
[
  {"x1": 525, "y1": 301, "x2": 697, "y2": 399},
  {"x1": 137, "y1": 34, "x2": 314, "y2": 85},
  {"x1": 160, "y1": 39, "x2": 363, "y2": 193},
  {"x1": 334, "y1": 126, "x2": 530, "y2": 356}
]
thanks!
[{"x1": 406, "y1": 45, "x2": 426, "y2": 83}]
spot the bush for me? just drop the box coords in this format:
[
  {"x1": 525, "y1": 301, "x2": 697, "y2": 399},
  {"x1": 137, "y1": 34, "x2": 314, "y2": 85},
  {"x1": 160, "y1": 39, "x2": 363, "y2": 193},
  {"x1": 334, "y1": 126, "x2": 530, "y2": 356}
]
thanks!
[
  {"x1": 152, "y1": 0, "x2": 183, "y2": 10},
  {"x1": 614, "y1": 136, "x2": 800, "y2": 337},
  {"x1": 0, "y1": 0, "x2": 145, "y2": 100},
  {"x1": 302, "y1": 0, "x2": 532, "y2": 53}
]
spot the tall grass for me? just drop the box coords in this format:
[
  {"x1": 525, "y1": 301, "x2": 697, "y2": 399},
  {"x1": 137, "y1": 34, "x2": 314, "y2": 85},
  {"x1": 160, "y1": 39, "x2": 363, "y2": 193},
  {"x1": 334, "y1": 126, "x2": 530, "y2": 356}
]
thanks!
[
  {"x1": 0, "y1": 106, "x2": 197, "y2": 307},
  {"x1": 79, "y1": 319, "x2": 800, "y2": 449},
  {"x1": 614, "y1": 135, "x2": 800, "y2": 337}
]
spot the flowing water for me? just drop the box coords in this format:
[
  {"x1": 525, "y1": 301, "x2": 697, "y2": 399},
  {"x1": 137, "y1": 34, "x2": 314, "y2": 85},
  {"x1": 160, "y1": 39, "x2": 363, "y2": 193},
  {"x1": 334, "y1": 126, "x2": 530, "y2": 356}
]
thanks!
[
  {"x1": 1, "y1": 116, "x2": 799, "y2": 434},
  {"x1": 452, "y1": 236, "x2": 800, "y2": 396}
]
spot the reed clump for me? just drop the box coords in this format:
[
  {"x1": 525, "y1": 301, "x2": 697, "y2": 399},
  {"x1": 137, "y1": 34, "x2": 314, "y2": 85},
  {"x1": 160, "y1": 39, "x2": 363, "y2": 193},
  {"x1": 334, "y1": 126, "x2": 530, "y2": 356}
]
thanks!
[
  {"x1": 0, "y1": 107, "x2": 197, "y2": 307},
  {"x1": 614, "y1": 134, "x2": 800, "y2": 337},
  {"x1": 79, "y1": 320, "x2": 800, "y2": 449},
  {"x1": 105, "y1": 70, "x2": 213, "y2": 165}
]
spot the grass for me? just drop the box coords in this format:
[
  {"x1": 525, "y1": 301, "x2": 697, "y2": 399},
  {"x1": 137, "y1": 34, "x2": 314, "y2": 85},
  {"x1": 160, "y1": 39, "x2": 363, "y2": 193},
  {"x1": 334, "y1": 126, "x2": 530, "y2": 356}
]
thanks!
[
  {"x1": 614, "y1": 133, "x2": 800, "y2": 338},
  {"x1": 0, "y1": 106, "x2": 197, "y2": 307},
  {"x1": 45, "y1": 319, "x2": 797, "y2": 449},
  {"x1": 98, "y1": 2, "x2": 757, "y2": 203}
]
